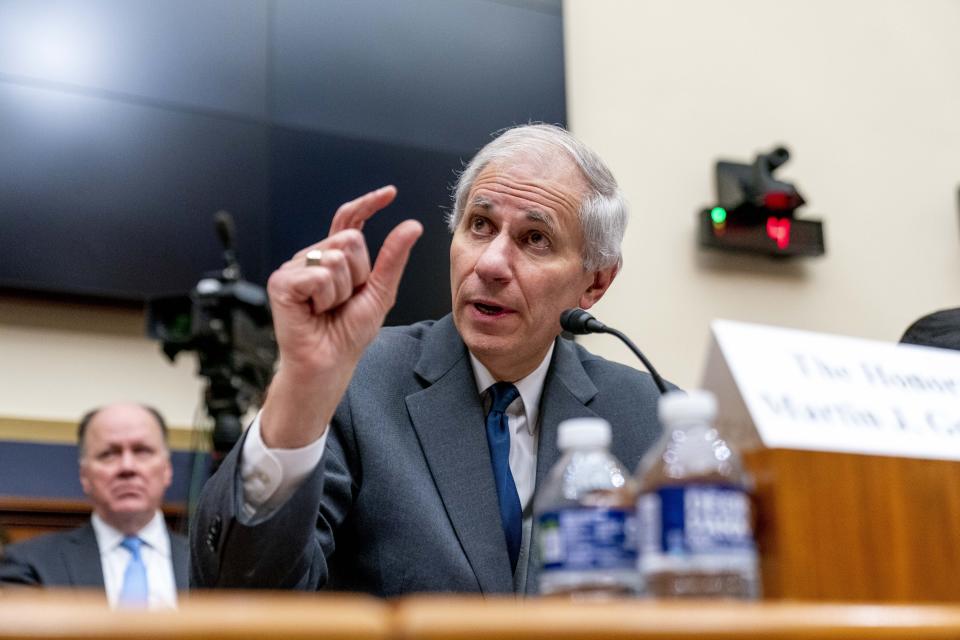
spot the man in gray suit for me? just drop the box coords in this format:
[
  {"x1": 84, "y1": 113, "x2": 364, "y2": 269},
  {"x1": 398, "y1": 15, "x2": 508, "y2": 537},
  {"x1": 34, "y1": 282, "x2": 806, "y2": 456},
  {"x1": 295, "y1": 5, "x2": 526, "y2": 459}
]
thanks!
[
  {"x1": 191, "y1": 124, "x2": 664, "y2": 595},
  {"x1": 0, "y1": 404, "x2": 189, "y2": 606}
]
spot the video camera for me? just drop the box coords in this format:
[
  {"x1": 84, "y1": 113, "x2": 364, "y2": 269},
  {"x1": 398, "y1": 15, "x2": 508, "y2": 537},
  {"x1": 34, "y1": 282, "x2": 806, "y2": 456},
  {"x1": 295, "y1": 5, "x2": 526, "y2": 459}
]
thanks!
[{"x1": 146, "y1": 211, "x2": 277, "y2": 467}]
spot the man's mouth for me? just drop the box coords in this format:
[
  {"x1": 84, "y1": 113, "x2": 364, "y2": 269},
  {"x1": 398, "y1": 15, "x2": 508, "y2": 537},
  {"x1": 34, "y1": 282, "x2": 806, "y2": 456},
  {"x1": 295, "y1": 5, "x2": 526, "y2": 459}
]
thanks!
[{"x1": 474, "y1": 302, "x2": 506, "y2": 316}]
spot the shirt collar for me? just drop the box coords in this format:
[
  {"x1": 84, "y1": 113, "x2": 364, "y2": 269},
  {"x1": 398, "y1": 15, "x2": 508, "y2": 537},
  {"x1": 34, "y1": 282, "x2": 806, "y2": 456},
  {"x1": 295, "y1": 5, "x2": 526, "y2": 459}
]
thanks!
[
  {"x1": 91, "y1": 510, "x2": 171, "y2": 558},
  {"x1": 469, "y1": 341, "x2": 555, "y2": 436}
]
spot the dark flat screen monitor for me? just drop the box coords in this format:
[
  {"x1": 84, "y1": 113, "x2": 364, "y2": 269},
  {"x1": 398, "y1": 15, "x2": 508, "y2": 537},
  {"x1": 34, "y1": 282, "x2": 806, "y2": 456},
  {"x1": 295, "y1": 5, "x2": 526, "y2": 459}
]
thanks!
[{"x1": 0, "y1": 0, "x2": 566, "y2": 326}]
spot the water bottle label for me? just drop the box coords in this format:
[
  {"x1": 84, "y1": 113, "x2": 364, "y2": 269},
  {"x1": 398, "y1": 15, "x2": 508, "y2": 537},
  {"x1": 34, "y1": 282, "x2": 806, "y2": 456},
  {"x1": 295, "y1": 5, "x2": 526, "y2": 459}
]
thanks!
[
  {"x1": 538, "y1": 508, "x2": 637, "y2": 572},
  {"x1": 637, "y1": 485, "x2": 756, "y2": 572}
]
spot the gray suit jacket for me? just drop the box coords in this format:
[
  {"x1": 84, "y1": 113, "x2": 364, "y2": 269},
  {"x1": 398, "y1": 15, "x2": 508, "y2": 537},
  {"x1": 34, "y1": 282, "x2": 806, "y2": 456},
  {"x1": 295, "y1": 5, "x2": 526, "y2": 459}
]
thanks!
[
  {"x1": 191, "y1": 314, "x2": 663, "y2": 595},
  {"x1": 0, "y1": 521, "x2": 189, "y2": 590}
]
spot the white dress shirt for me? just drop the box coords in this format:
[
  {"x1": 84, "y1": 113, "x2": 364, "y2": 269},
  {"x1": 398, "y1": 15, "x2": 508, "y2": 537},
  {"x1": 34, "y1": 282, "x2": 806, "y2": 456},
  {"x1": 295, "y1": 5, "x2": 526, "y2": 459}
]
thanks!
[
  {"x1": 240, "y1": 344, "x2": 555, "y2": 523},
  {"x1": 90, "y1": 510, "x2": 178, "y2": 609},
  {"x1": 468, "y1": 343, "x2": 553, "y2": 513}
]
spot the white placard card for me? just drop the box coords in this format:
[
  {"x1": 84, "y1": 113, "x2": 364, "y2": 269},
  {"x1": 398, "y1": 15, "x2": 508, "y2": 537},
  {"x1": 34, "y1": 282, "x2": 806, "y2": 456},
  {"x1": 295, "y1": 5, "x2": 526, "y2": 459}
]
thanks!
[{"x1": 702, "y1": 319, "x2": 960, "y2": 461}]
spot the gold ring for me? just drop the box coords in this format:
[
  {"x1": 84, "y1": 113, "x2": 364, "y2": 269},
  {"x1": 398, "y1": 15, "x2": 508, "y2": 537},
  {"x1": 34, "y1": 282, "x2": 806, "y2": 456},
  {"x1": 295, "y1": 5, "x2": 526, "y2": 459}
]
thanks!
[{"x1": 305, "y1": 250, "x2": 323, "y2": 266}]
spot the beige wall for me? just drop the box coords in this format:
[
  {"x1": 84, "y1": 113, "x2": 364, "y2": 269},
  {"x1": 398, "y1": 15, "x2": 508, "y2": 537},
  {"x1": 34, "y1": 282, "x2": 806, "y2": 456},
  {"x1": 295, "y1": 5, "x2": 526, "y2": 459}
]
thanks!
[
  {"x1": 2, "y1": 0, "x2": 959, "y2": 429},
  {"x1": 565, "y1": 0, "x2": 960, "y2": 387},
  {"x1": 0, "y1": 296, "x2": 202, "y2": 428}
]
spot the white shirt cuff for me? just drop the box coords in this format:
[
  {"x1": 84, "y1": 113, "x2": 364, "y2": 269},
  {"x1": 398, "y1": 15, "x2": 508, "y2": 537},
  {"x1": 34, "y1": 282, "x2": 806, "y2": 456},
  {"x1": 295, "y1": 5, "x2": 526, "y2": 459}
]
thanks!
[{"x1": 239, "y1": 411, "x2": 329, "y2": 522}]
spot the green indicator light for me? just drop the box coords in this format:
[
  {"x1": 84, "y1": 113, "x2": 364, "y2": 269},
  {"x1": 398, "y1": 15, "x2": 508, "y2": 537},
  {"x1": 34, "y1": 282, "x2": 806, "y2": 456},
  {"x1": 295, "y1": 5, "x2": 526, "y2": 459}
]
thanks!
[{"x1": 710, "y1": 207, "x2": 727, "y2": 224}]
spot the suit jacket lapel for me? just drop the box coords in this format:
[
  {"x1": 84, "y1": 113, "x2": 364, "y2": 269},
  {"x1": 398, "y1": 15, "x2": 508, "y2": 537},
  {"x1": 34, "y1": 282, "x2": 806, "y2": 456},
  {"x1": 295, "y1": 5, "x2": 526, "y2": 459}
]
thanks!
[
  {"x1": 405, "y1": 316, "x2": 515, "y2": 594},
  {"x1": 64, "y1": 522, "x2": 106, "y2": 588},
  {"x1": 523, "y1": 336, "x2": 600, "y2": 594}
]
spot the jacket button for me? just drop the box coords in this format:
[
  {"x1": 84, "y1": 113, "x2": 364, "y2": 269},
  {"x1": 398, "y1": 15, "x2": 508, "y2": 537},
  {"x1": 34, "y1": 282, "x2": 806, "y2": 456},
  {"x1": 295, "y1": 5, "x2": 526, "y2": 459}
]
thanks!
[{"x1": 206, "y1": 516, "x2": 222, "y2": 551}]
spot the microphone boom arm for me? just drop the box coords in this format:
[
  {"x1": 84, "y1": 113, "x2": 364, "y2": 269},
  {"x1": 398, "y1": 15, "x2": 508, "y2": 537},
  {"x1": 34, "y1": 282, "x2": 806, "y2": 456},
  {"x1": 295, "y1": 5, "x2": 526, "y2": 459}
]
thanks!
[
  {"x1": 600, "y1": 325, "x2": 669, "y2": 395},
  {"x1": 560, "y1": 307, "x2": 669, "y2": 395}
]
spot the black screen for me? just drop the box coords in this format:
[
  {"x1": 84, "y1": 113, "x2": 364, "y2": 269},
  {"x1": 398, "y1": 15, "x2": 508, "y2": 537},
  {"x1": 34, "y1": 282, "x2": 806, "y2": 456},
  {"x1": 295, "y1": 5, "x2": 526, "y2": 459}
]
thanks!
[{"x1": 0, "y1": 0, "x2": 566, "y2": 325}]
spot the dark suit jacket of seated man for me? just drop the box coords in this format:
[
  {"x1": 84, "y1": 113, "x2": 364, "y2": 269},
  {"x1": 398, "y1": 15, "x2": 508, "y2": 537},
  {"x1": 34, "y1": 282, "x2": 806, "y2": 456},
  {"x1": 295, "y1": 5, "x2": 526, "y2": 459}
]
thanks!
[
  {"x1": 0, "y1": 404, "x2": 189, "y2": 606},
  {"x1": 190, "y1": 124, "x2": 666, "y2": 596}
]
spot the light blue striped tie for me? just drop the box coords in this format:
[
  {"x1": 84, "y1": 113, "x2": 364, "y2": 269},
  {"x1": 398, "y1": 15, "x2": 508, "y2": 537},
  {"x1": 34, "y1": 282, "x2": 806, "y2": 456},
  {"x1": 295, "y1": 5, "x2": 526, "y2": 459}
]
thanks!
[{"x1": 118, "y1": 536, "x2": 148, "y2": 607}]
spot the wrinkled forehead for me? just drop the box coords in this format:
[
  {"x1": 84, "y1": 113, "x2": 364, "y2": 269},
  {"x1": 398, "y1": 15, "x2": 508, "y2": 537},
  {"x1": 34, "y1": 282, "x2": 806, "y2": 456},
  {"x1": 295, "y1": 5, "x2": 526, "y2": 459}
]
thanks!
[
  {"x1": 483, "y1": 147, "x2": 588, "y2": 192},
  {"x1": 468, "y1": 153, "x2": 589, "y2": 223}
]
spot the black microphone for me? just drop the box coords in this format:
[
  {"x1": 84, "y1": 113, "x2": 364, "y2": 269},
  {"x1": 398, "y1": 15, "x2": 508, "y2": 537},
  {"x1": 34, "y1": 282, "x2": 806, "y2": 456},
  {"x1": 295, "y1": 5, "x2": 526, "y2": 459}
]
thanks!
[
  {"x1": 214, "y1": 209, "x2": 236, "y2": 250},
  {"x1": 560, "y1": 308, "x2": 668, "y2": 395},
  {"x1": 213, "y1": 210, "x2": 241, "y2": 281}
]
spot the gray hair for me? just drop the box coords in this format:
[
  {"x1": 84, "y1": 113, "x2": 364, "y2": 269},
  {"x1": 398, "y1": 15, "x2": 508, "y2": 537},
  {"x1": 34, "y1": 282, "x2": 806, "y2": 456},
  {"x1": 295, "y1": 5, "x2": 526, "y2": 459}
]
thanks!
[{"x1": 448, "y1": 124, "x2": 628, "y2": 271}]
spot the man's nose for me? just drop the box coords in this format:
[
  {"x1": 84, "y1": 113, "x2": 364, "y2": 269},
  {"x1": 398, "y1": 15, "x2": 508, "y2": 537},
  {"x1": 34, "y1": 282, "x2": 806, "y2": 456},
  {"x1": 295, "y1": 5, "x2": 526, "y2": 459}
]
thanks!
[
  {"x1": 118, "y1": 450, "x2": 138, "y2": 471},
  {"x1": 474, "y1": 233, "x2": 513, "y2": 283}
]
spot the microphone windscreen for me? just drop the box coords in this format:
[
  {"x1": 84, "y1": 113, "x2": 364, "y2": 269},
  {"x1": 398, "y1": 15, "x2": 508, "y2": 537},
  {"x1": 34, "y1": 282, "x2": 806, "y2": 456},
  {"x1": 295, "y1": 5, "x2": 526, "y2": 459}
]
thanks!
[
  {"x1": 560, "y1": 308, "x2": 592, "y2": 334},
  {"x1": 214, "y1": 210, "x2": 235, "y2": 248}
]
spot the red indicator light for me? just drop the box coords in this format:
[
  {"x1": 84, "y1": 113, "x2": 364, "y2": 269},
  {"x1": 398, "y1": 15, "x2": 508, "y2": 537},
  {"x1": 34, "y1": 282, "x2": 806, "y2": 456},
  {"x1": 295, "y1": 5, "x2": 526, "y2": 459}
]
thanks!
[
  {"x1": 766, "y1": 217, "x2": 791, "y2": 249},
  {"x1": 763, "y1": 191, "x2": 794, "y2": 210}
]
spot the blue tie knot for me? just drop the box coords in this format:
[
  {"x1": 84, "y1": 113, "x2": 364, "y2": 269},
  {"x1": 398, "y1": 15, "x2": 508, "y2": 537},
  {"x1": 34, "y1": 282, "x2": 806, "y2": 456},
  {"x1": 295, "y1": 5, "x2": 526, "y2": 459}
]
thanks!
[
  {"x1": 120, "y1": 536, "x2": 143, "y2": 560},
  {"x1": 488, "y1": 382, "x2": 519, "y2": 414}
]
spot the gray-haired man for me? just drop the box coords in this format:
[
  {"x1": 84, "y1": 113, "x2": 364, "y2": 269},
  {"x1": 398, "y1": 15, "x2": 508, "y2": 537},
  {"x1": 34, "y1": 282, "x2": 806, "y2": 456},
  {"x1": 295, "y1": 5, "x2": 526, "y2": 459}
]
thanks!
[{"x1": 191, "y1": 124, "x2": 663, "y2": 595}]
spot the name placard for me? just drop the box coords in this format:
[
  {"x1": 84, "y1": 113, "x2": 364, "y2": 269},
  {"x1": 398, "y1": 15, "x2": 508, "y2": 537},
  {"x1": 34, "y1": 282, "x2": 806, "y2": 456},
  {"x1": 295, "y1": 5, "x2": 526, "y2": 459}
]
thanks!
[{"x1": 702, "y1": 319, "x2": 960, "y2": 460}]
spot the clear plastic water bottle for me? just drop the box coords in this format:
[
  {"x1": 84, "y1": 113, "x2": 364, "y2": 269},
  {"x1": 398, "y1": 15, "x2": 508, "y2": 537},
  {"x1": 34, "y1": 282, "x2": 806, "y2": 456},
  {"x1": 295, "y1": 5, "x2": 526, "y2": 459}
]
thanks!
[
  {"x1": 534, "y1": 417, "x2": 640, "y2": 597},
  {"x1": 635, "y1": 390, "x2": 760, "y2": 599}
]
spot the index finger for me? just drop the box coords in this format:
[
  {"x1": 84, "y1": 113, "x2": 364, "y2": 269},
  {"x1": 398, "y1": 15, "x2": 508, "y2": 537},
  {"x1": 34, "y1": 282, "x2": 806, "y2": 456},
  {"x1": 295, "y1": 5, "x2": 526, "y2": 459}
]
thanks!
[{"x1": 329, "y1": 185, "x2": 397, "y2": 235}]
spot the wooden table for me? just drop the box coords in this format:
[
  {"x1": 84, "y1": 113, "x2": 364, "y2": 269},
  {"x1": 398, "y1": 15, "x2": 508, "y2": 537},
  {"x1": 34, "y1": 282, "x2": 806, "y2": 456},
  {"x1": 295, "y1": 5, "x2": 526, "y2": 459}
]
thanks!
[{"x1": 2, "y1": 591, "x2": 960, "y2": 639}]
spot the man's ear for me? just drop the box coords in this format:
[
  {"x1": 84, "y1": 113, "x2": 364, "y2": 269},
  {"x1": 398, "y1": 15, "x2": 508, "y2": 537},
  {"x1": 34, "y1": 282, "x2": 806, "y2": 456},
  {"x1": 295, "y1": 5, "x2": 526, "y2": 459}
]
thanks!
[
  {"x1": 578, "y1": 261, "x2": 620, "y2": 310},
  {"x1": 79, "y1": 463, "x2": 92, "y2": 498}
]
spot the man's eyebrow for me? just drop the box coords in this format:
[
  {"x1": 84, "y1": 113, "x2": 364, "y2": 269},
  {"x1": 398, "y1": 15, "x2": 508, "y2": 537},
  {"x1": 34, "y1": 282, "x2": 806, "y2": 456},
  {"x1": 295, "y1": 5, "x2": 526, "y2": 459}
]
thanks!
[
  {"x1": 468, "y1": 196, "x2": 492, "y2": 210},
  {"x1": 466, "y1": 198, "x2": 558, "y2": 233},
  {"x1": 525, "y1": 210, "x2": 557, "y2": 233}
]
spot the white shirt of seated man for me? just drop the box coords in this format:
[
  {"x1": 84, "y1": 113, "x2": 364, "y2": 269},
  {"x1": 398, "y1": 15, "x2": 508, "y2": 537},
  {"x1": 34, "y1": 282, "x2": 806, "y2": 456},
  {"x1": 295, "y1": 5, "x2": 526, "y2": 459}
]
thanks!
[{"x1": 92, "y1": 511, "x2": 177, "y2": 609}]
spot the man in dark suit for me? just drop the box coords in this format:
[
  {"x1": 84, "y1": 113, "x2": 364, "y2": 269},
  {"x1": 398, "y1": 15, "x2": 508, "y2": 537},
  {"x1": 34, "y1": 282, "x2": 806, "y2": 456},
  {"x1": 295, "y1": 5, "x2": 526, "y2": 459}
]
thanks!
[
  {"x1": 0, "y1": 404, "x2": 189, "y2": 607},
  {"x1": 191, "y1": 124, "x2": 663, "y2": 595}
]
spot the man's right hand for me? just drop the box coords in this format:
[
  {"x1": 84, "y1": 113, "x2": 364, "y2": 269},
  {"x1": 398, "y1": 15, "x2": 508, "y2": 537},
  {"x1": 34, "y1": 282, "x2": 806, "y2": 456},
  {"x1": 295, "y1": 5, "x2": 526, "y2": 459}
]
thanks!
[{"x1": 259, "y1": 186, "x2": 423, "y2": 448}]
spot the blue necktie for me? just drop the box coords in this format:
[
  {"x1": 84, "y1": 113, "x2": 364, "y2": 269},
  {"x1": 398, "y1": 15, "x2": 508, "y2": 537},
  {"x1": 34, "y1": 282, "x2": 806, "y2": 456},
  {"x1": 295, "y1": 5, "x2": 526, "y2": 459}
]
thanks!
[
  {"x1": 118, "y1": 536, "x2": 148, "y2": 607},
  {"x1": 485, "y1": 382, "x2": 522, "y2": 573}
]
